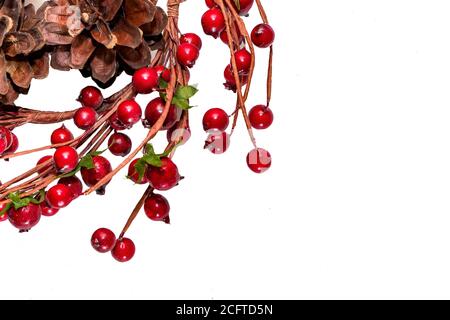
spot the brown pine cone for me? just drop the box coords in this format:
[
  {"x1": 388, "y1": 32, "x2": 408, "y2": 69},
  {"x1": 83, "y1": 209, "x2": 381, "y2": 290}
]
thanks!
[
  {"x1": 0, "y1": 0, "x2": 49, "y2": 104},
  {"x1": 43, "y1": 0, "x2": 168, "y2": 88}
]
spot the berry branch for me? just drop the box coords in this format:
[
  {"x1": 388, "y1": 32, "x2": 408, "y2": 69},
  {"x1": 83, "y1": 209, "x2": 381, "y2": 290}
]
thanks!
[{"x1": 0, "y1": 0, "x2": 275, "y2": 263}]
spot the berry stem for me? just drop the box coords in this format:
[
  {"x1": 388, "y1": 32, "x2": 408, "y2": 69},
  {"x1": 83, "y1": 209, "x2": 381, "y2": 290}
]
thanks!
[
  {"x1": 119, "y1": 185, "x2": 154, "y2": 240},
  {"x1": 217, "y1": 0, "x2": 257, "y2": 147}
]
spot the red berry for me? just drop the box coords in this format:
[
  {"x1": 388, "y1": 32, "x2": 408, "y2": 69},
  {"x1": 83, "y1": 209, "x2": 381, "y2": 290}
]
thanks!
[
  {"x1": 251, "y1": 24, "x2": 275, "y2": 48},
  {"x1": 201, "y1": 8, "x2": 225, "y2": 38},
  {"x1": 53, "y1": 146, "x2": 79, "y2": 173},
  {"x1": 203, "y1": 108, "x2": 229, "y2": 132},
  {"x1": 91, "y1": 228, "x2": 116, "y2": 253},
  {"x1": 51, "y1": 125, "x2": 74, "y2": 145},
  {"x1": 234, "y1": 48, "x2": 252, "y2": 74},
  {"x1": 167, "y1": 126, "x2": 191, "y2": 145},
  {"x1": 205, "y1": 0, "x2": 216, "y2": 8},
  {"x1": 46, "y1": 184, "x2": 73, "y2": 209},
  {"x1": 0, "y1": 203, "x2": 8, "y2": 222},
  {"x1": 128, "y1": 158, "x2": 149, "y2": 184},
  {"x1": 180, "y1": 33, "x2": 203, "y2": 50},
  {"x1": 40, "y1": 202, "x2": 59, "y2": 217},
  {"x1": 177, "y1": 43, "x2": 200, "y2": 68},
  {"x1": 224, "y1": 64, "x2": 248, "y2": 91},
  {"x1": 117, "y1": 100, "x2": 142, "y2": 127},
  {"x1": 154, "y1": 65, "x2": 171, "y2": 82},
  {"x1": 80, "y1": 156, "x2": 112, "y2": 193},
  {"x1": 205, "y1": 132, "x2": 230, "y2": 154},
  {"x1": 111, "y1": 238, "x2": 135, "y2": 262},
  {"x1": 146, "y1": 157, "x2": 181, "y2": 191},
  {"x1": 144, "y1": 194, "x2": 170, "y2": 222},
  {"x1": 233, "y1": 0, "x2": 254, "y2": 16},
  {"x1": 246, "y1": 148, "x2": 272, "y2": 174},
  {"x1": 0, "y1": 127, "x2": 12, "y2": 149},
  {"x1": 108, "y1": 132, "x2": 132, "y2": 157},
  {"x1": 0, "y1": 136, "x2": 7, "y2": 155},
  {"x1": 109, "y1": 112, "x2": 127, "y2": 131},
  {"x1": 5, "y1": 132, "x2": 18, "y2": 154},
  {"x1": 249, "y1": 105, "x2": 274, "y2": 129},
  {"x1": 8, "y1": 203, "x2": 41, "y2": 232},
  {"x1": 144, "y1": 97, "x2": 181, "y2": 130},
  {"x1": 132, "y1": 67, "x2": 158, "y2": 94},
  {"x1": 78, "y1": 86, "x2": 103, "y2": 109},
  {"x1": 219, "y1": 25, "x2": 244, "y2": 45},
  {"x1": 74, "y1": 106, "x2": 98, "y2": 130},
  {"x1": 58, "y1": 176, "x2": 83, "y2": 199},
  {"x1": 37, "y1": 155, "x2": 53, "y2": 174}
]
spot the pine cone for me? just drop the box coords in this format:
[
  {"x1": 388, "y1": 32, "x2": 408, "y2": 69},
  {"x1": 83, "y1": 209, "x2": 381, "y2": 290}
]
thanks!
[
  {"x1": 43, "y1": 0, "x2": 168, "y2": 88},
  {"x1": 0, "y1": 0, "x2": 49, "y2": 104}
]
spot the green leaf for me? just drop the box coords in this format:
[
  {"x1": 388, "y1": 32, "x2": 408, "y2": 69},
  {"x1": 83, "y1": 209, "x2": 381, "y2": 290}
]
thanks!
[
  {"x1": 0, "y1": 203, "x2": 11, "y2": 217},
  {"x1": 234, "y1": 0, "x2": 241, "y2": 10},
  {"x1": 175, "y1": 85, "x2": 198, "y2": 100},
  {"x1": 129, "y1": 144, "x2": 163, "y2": 184},
  {"x1": 79, "y1": 154, "x2": 95, "y2": 170},
  {"x1": 172, "y1": 96, "x2": 192, "y2": 110},
  {"x1": 159, "y1": 79, "x2": 168, "y2": 89},
  {"x1": 58, "y1": 150, "x2": 105, "y2": 178},
  {"x1": 133, "y1": 158, "x2": 148, "y2": 183},
  {"x1": 7, "y1": 190, "x2": 46, "y2": 210},
  {"x1": 142, "y1": 154, "x2": 162, "y2": 167}
]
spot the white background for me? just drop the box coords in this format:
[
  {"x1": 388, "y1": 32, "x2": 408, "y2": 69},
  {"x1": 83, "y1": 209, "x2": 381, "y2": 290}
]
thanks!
[{"x1": 1, "y1": 0, "x2": 450, "y2": 299}]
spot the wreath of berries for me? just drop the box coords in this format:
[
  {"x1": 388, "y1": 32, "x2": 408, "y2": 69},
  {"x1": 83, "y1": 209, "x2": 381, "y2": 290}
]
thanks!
[{"x1": 0, "y1": 0, "x2": 274, "y2": 263}]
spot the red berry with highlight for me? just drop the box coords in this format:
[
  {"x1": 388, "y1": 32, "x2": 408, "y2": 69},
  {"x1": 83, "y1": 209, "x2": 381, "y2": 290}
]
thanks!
[
  {"x1": 203, "y1": 108, "x2": 229, "y2": 132},
  {"x1": 0, "y1": 127, "x2": 12, "y2": 150},
  {"x1": 108, "y1": 132, "x2": 132, "y2": 157},
  {"x1": 205, "y1": 0, "x2": 215, "y2": 8},
  {"x1": 249, "y1": 105, "x2": 273, "y2": 129},
  {"x1": 233, "y1": 0, "x2": 254, "y2": 16},
  {"x1": 145, "y1": 97, "x2": 181, "y2": 130},
  {"x1": 117, "y1": 100, "x2": 142, "y2": 127},
  {"x1": 177, "y1": 43, "x2": 200, "y2": 68},
  {"x1": 51, "y1": 125, "x2": 74, "y2": 144},
  {"x1": 154, "y1": 65, "x2": 171, "y2": 82},
  {"x1": 144, "y1": 193, "x2": 170, "y2": 222},
  {"x1": 53, "y1": 146, "x2": 79, "y2": 173},
  {"x1": 224, "y1": 64, "x2": 248, "y2": 91},
  {"x1": 91, "y1": 228, "x2": 116, "y2": 253},
  {"x1": 251, "y1": 23, "x2": 275, "y2": 48},
  {"x1": 146, "y1": 157, "x2": 181, "y2": 191},
  {"x1": 112, "y1": 238, "x2": 135, "y2": 262},
  {"x1": 40, "y1": 202, "x2": 59, "y2": 217},
  {"x1": 109, "y1": 112, "x2": 127, "y2": 131},
  {"x1": 46, "y1": 184, "x2": 73, "y2": 209},
  {"x1": 246, "y1": 148, "x2": 272, "y2": 174},
  {"x1": 58, "y1": 176, "x2": 83, "y2": 199},
  {"x1": 234, "y1": 48, "x2": 252, "y2": 74},
  {"x1": 37, "y1": 155, "x2": 53, "y2": 174},
  {"x1": 78, "y1": 86, "x2": 103, "y2": 109},
  {"x1": 180, "y1": 33, "x2": 203, "y2": 50},
  {"x1": 132, "y1": 67, "x2": 158, "y2": 94},
  {"x1": 201, "y1": 8, "x2": 225, "y2": 38},
  {"x1": 74, "y1": 106, "x2": 98, "y2": 130},
  {"x1": 80, "y1": 156, "x2": 112, "y2": 192},
  {"x1": 5, "y1": 132, "x2": 18, "y2": 154},
  {"x1": 8, "y1": 203, "x2": 41, "y2": 232}
]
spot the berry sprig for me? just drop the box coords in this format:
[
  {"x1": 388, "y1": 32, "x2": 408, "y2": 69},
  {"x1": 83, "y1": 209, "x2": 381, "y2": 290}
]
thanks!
[
  {"x1": 200, "y1": 0, "x2": 274, "y2": 172},
  {"x1": 0, "y1": 0, "x2": 274, "y2": 262}
]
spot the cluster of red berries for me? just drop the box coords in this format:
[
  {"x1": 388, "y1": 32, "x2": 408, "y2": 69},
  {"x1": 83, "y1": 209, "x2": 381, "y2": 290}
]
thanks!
[
  {"x1": 0, "y1": 127, "x2": 18, "y2": 157},
  {"x1": 201, "y1": 0, "x2": 274, "y2": 174}
]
